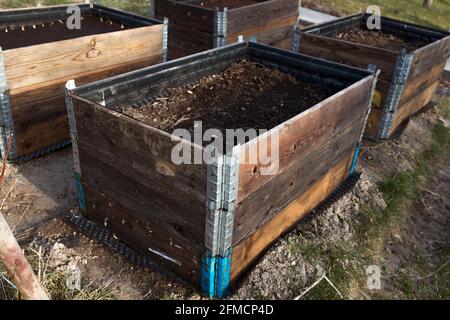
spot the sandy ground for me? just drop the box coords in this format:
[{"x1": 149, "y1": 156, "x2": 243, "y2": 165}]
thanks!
[{"x1": 0, "y1": 81, "x2": 449, "y2": 300}]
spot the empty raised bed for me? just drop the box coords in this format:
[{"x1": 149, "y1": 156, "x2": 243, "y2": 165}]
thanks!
[
  {"x1": 152, "y1": 0, "x2": 299, "y2": 58},
  {"x1": 65, "y1": 42, "x2": 377, "y2": 297},
  {"x1": 294, "y1": 13, "x2": 450, "y2": 139},
  {"x1": 0, "y1": 4, "x2": 167, "y2": 163}
]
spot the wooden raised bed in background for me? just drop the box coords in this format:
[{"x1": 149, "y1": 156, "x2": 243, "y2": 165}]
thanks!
[
  {"x1": 0, "y1": 4, "x2": 167, "y2": 163},
  {"x1": 65, "y1": 42, "x2": 377, "y2": 297},
  {"x1": 294, "y1": 13, "x2": 450, "y2": 140},
  {"x1": 152, "y1": 0, "x2": 299, "y2": 59}
]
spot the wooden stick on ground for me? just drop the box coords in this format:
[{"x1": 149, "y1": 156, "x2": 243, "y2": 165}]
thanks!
[{"x1": 0, "y1": 213, "x2": 49, "y2": 300}]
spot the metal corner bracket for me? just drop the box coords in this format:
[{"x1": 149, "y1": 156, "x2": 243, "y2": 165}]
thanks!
[
  {"x1": 214, "y1": 7, "x2": 228, "y2": 48},
  {"x1": 377, "y1": 49, "x2": 414, "y2": 140},
  {"x1": 64, "y1": 80, "x2": 86, "y2": 211},
  {"x1": 0, "y1": 47, "x2": 17, "y2": 161},
  {"x1": 351, "y1": 64, "x2": 381, "y2": 175},
  {"x1": 202, "y1": 145, "x2": 240, "y2": 297},
  {"x1": 162, "y1": 17, "x2": 169, "y2": 62}
]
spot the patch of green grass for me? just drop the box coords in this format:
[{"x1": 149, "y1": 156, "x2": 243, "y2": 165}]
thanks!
[{"x1": 304, "y1": 0, "x2": 450, "y2": 30}]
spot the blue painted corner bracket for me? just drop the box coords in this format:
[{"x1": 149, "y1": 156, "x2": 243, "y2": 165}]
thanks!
[{"x1": 200, "y1": 249, "x2": 233, "y2": 298}]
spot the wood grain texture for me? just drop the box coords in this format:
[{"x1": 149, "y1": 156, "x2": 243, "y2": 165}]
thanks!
[
  {"x1": 389, "y1": 81, "x2": 439, "y2": 136},
  {"x1": 230, "y1": 152, "x2": 354, "y2": 283},
  {"x1": 401, "y1": 62, "x2": 446, "y2": 104},
  {"x1": 3, "y1": 24, "x2": 163, "y2": 158},
  {"x1": 3, "y1": 25, "x2": 163, "y2": 93},
  {"x1": 237, "y1": 77, "x2": 373, "y2": 204},
  {"x1": 83, "y1": 184, "x2": 202, "y2": 286},
  {"x1": 10, "y1": 56, "x2": 162, "y2": 157},
  {"x1": 227, "y1": 15, "x2": 297, "y2": 49},
  {"x1": 299, "y1": 33, "x2": 398, "y2": 81},
  {"x1": 233, "y1": 120, "x2": 362, "y2": 245},
  {"x1": 227, "y1": 0, "x2": 297, "y2": 36},
  {"x1": 71, "y1": 96, "x2": 207, "y2": 204},
  {"x1": 72, "y1": 96, "x2": 206, "y2": 285},
  {"x1": 155, "y1": 0, "x2": 215, "y2": 32},
  {"x1": 408, "y1": 36, "x2": 450, "y2": 80}
]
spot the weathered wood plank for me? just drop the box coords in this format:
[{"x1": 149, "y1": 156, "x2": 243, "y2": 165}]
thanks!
[
  {"x1": 71, "y1": 96, "x2": 207, "y2": 204},
  {"x1": 365, "y1": 107, "x2": 382, "y2": 138},
  {"x1": 155, "y1": 0, "x2": 215, "y2": 33},
  {"x1": 389, "y1": 81, "x2": 439, "y2": 136},
  {"x1": 408, "y1": 36, "x2": 450, "y2": 80},
  {"x1": 83, "y1": 184, "x2": 202, "y2": 286},
  {"x1": 237, "y1": 76, "x2": 372, "y2": 204},
  {"x1": 227, "y1": 0, "x2": 298, "y2": 36},
  {"x1": 3, "y1": 24, "x2": 164, "y2": 93},
  {"x1": 8, "y1": 56, "x2": 161, "y2": 109},
  {"x1": 400, "y1": 60, "x2": 447, "y2": 106},
  {"x1": 299, "y1": 33, "x2": 398, "y2": 81},
  {"x1": 230, "y1": 152, "x2": 353, "y2": 283},
  {"x1": 227, "y1": 15, "x2": 297, "y2": 48},
  {"x1": 9, "y1": 57, "x2": 162, "y2": 157},
  {"x1": 233, "y1": 118, "x2": 363, "y2": 245},
  {"x1": 79, "y1": 146, "x2": 206, "y2": 248}
]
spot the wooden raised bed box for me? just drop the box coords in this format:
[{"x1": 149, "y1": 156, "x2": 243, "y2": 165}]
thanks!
[
  {"x1": 294, "y1": 13, "x2": 450, "y2": 139},
  {"x1": 0, "y1": 4, "x2": 167, "y2": 163},
  {"x1": 152, "y1": 0, "x2": 299, "y2": 59},
  {"x1": 65, "y1": 42, "x2": 377, "y2": 297}
]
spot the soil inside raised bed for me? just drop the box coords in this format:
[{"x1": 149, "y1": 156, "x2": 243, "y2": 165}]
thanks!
[
  {"x1": 0, "y1": 14, "x2": 130, "y2": 51},
  {"x1": 332, "y1": 27, "x2": 429, "y2": 52},
  {"x1": 193, "y1": 0, "x2": 264, "y2": 9},
  {"x1": 122, "y1": 58, "x2": 337, "y2": 143}
]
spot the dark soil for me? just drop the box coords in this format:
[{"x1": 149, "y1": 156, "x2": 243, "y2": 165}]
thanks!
[
  {"x1": 122, "y1": 59, "x2": 337, "y2": 137},
  {"x1": 194, "y1": 0, "x2": 262, "y2": 9},
  {"x1": 332, "y1": 27, "x2": 429, "y2": 52},
  {"x1": 0, "y1": 14, "x2": 129, "y2": 50}
]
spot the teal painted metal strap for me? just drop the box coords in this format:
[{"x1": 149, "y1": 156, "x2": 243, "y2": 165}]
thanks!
[
  {"x1": 200, "y1": 249, "x2": 233, "y2": 298},
  {"x1": 350, "y1": 143, "x2": 360, "y2": 175},
  {"x1": 200, "y1": 252, "x2": 217, "y2": 298},
  {"x1": 75, "y1": 172, "x2": 87, "y2": 211},
  {"x1": 215, "y1": 249, "x2": 232, "y2": 298}
]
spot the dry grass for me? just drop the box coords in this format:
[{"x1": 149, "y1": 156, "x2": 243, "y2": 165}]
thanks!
[{"x1": 0, "y1": 246, "x2": 116, "y2": 300}]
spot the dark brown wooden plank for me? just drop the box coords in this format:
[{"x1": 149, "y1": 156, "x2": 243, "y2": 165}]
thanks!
[
  {"x1": 400, "y1": 60, "x2": 447, "y2": 105},
  {"x1": 227, "y1": 0, "x2": 297, "y2": 36},
  {"x1": 228, "y1": 16, "x2": 297, "y2": 49},
  {"x1": 167, "y1": 25, "x2": 214, "y2": 57},
  {"x1": 84, "y1": 184, "x2": 202, "y2": 286},
  {"x1": 237, "y1": 76, "x2": 373, "y2": 204},
  {"x1": 408, "y1": 36, "x2": 450, "y2": 80},
  {"x1": 299, "y1": 33, "x2": 398, "y2": 81},
  {"x1": 72, "y1": 96, "x2": 207, "y2": 204},
  {"x1": 233, "y1": 118, "x2": 363, "y2": 245},
  {"x1": 155, "y1": 0, "x2": 215, "y2": 33},
  {"x1": 230, "y1": 151, "x2": 354, "y2": 283},
  {"x1": 79, "y1": 146, "x2": 206, "y2": 249}
]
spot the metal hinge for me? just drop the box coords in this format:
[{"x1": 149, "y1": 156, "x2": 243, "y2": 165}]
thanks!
[
  {"x1": 205, "y1": 146, "x2": 240, "y2": 257},
  {"x1": 0, "y1": 47, "x2": 16, "y2": 160},
  {"x1": 377, "y1": 49, "x2": 414, "y2": 140},
  {"x1": 214, "y1": 7, "x2": 228, "y2": 48},
  {"x1": 162, "y1": 17, "x2": 169, "y2": 62}
]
